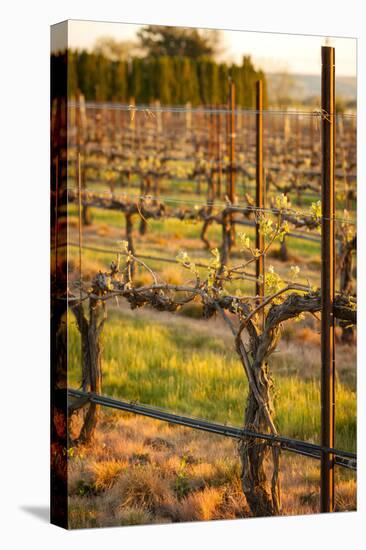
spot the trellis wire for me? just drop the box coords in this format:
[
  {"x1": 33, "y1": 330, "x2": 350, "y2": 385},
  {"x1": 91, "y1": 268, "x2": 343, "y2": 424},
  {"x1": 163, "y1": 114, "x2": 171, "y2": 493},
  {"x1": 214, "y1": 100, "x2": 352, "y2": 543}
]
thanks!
[
  {"x1": 69, "y1": 100, "x2": 356, "y2": 119},
  {"x1": 74, "y1": 158, "x2": 357, "y2": 180},
  {"x1": 65, "y1": 188, "x2": 356, "y2": 225}
]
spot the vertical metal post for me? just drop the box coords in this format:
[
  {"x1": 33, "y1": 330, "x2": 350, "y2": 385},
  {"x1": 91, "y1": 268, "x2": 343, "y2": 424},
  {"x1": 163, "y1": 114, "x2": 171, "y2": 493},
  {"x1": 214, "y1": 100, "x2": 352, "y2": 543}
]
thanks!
[
  {"x1": 255, "y1": 80, "x2": 264, "y2": 299},
  {"x1": 77, "y1": 152, "x2": 83, "y2": 291},
  {"x1": 111, "y1": 100, "x2": 116, "y2": 143},
  {"x1": 228, "y1": 81, "x2": 236, "y2": 246},
  {"x1": 155, "y1": 100, "x2": 162, "y2": 133},
  {"x1": 54, "y1": 154, "x2": 59, "y2": 277},
  {"x1": 216, "y1": 109, "x2": 222, "y2": 198},
  {"x1": 75, "y1": 92, "x2": 81, "y2": 166},
  {"x1": 185, "y1": 102, "x2": 192, "y2": 133},
  {"x1": 295, "y1": 113, "x2": 301, "y2": 205},
  {"x1": 208, "y1": 105, "x2": 212, "y2": 160},
  {"x1": 210, "y1": 107, "x2": 216, "y2": 201},
  {"x1": 228, "y1": 81, "x2": 236, "y2": 203},
  {"x1": 129, "y1": 96, "x2": 136, "y2": 135},
  {"x1": 310, "y1": 112, "x2": 315, "y2": 157},
  {"x1": 320, "y1": 45, "x2": 336, "y2": 514}
]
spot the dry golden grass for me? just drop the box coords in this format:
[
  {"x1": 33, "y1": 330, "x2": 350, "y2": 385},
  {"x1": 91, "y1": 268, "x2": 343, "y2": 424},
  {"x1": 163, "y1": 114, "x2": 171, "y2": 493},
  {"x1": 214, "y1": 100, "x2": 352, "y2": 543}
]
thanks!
[
  {"x1": 88, "y1": 459, "x2": 129, "y2": 491},
  {"x1": 295, "y1": 327, "x2": 321, "y2": 345},
  {"x1": 67, "y1": 412, "x2": 356, "y2": 529},
  {"x1": 113, "y1": 506, "x2": 153, "y2": 526},
  {"x1": 160, "y1": 265, "x2": 185, "y2": 285},
  {"x1": 96, "y1": 223, "x2": 113, "y2": 237},
  {"x1": 335, "y1": 480, "x2": 357, "y2": 512},
  {"x1": 111, "y1": 466, "x2": 171, "y2": 512},
  {"x1": 176, "y1": 487, "x2": 223, "y2": 521}
]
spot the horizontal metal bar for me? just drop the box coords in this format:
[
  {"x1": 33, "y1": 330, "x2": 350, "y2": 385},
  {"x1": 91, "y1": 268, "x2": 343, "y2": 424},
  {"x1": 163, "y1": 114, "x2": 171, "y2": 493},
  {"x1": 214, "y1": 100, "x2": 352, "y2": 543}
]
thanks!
[{"x1": 68, "y1": 388, "x2": 356, "y2": 470}]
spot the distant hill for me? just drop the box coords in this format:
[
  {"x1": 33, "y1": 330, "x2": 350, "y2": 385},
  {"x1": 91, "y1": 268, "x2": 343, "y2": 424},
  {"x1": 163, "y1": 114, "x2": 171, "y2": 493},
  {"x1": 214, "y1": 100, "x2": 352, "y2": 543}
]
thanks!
[{"x1": 267, "y1": 72, "x2": 356, "y2": 105}]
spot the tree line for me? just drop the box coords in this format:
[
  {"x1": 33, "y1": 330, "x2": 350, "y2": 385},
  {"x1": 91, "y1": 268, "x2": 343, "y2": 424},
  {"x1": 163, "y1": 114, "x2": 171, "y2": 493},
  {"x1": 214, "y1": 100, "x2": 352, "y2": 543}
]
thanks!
[{"x1": 66, "y1": 50, "x2": 268, "y2": 108}]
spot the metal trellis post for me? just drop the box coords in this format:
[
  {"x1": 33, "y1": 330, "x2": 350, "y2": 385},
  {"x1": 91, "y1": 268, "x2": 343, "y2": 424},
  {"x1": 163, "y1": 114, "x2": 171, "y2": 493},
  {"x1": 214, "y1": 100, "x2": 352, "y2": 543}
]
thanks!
[
  {"x1": 255, "y1": 80, "x2": 265, "y2": 301},
  {"x1": 320, "y1": 45, "x2": 336, "y2": 514}
]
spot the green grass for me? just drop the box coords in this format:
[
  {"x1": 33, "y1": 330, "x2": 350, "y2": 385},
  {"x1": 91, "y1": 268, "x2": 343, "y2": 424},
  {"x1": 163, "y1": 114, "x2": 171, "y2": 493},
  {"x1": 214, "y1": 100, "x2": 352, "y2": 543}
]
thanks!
[
  {"x1": 67, "y1": 202, "x2": 321, "y2": 263},
  {"x1": 280, "y1": 235, "x2": 320, "y2": 258},
  {"x1": 67, "y1": 309, "x2": 356, "y2": 452},
  {"x1": 68, "y1": 203, "x2": 124, "y2": 227}
]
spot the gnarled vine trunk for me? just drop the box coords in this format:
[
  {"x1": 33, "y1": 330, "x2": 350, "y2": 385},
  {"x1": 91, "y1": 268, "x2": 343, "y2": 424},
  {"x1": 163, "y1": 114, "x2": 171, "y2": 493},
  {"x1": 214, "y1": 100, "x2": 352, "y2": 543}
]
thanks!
[
  {"x1": 71, "y1": 297, "x2": 105, "y2": 444},
  {"x1": 339, "y1": 236, "x2": 356, "y2": 344},
  {"x1": 235, "y1": 316, "x2": 281, "y2": 516},
  {"x1": 139, "y1": 176, "x2": 152, "y2": 235},
  {"x1": 234, "y1": 291, "x2": 356, "y2": 516},
  {"x1": 279, "y1": 236, "x2": 289, "y2": 262},
  {"x1": 239, "y1": 364, "x2": 281, "y2": 516}
]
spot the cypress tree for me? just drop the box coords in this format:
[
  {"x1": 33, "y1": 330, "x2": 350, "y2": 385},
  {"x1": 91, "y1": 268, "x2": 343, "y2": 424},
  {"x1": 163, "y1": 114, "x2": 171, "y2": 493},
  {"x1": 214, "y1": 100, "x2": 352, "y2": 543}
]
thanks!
[
  {"x1": 157, "y1": 57, "x2": 173, "y2": 104},
  {"x1": 69, "y1": 50, "x2": 267, "y2": 107},
  {"x1": 218, "y1": 63, "x2": 229, "y2": 105},
  {"x1": 180, "y1": 58, "x2": 200, "y2": 105},
  {"x1": 67, "y1": 50, "x2": 78, "y2": 97},
  {"x1": 113, "y1": 60, "x2": 128, "y2": 102},
  {"x1": 130, "y1": 58, "x2": 143, "y2": 102}
]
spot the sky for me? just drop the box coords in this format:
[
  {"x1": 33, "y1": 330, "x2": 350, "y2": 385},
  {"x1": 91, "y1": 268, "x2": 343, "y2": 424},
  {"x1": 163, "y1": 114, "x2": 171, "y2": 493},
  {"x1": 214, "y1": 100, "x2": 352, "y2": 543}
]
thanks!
[{"x1": 61, "y1": 19, "x2": 357, "y2": 77}]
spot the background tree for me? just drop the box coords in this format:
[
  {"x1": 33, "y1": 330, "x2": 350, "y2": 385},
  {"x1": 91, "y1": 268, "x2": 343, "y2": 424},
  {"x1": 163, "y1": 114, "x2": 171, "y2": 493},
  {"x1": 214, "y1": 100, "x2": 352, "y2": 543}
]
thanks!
[
  {"x1": 93, "y1": 36, "x2": 142, "y2": 61},
  {"x1": 269, "y1": 68, "x2": 295, "y2": 108},
  {"x1": 110, "y1": 60, "x2": 129, "y2": 102},
  {"x1": 137, "y1": 25, "x2": 220, "y2": 59}
]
